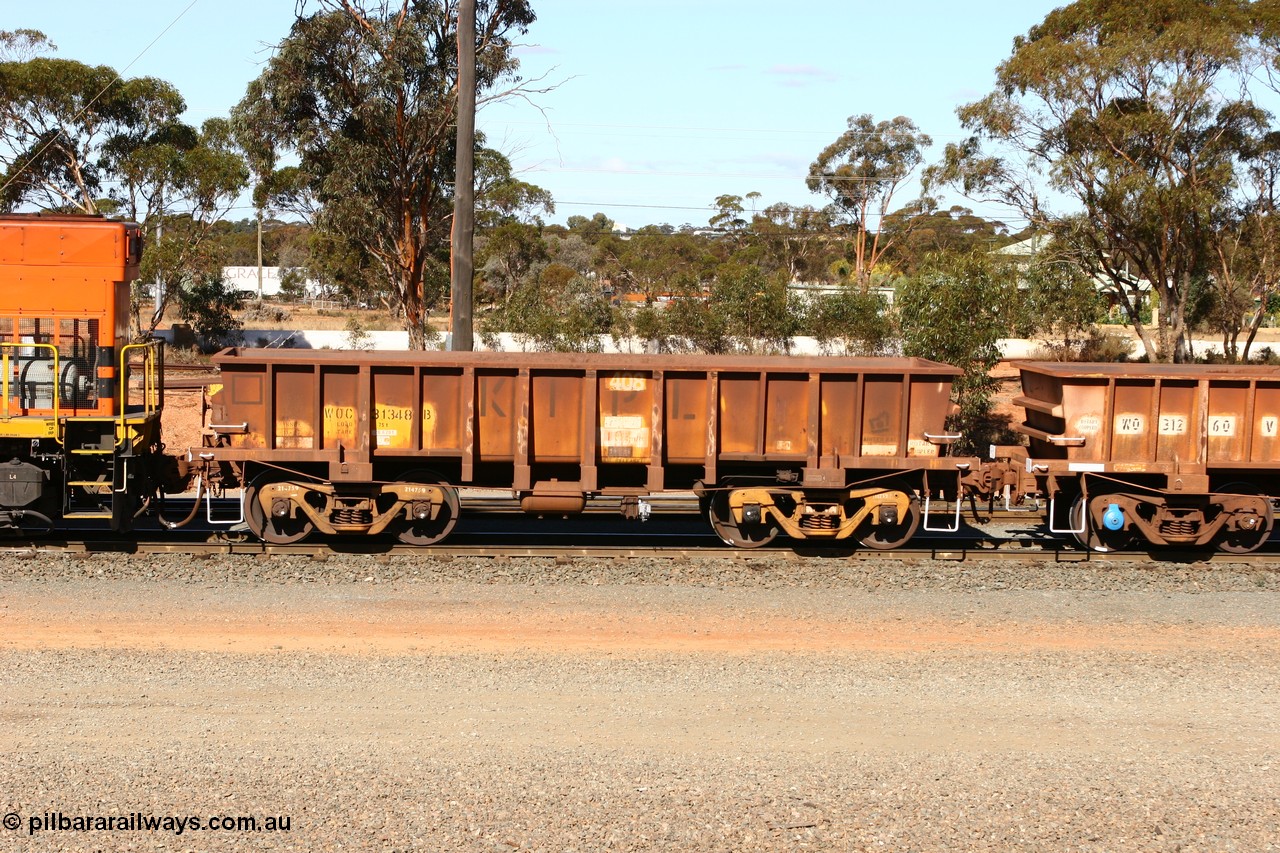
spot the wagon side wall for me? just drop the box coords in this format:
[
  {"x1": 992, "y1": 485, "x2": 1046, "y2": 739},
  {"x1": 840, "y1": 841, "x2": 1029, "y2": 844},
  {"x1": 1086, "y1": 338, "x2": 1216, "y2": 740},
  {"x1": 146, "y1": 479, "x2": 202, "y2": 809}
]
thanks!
[
  {"x1": 208, "y1": 351, "x2": 967, "y2": 491},
  {"x1": 1013, "y1": 362, "x2": 1280, "y2": 477}
]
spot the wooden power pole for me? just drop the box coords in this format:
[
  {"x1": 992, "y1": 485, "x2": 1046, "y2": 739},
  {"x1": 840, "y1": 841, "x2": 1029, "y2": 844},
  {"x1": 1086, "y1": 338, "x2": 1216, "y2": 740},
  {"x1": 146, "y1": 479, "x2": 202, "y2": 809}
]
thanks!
[{"x1": 449, "y1": 0, "x2": 476, "y2": 351}]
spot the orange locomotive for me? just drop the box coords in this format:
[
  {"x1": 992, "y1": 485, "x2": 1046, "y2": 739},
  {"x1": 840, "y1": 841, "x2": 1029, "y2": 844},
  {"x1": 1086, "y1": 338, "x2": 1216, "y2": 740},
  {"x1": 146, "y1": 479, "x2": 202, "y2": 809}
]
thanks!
[{"x1": 0, "y1": 213, "x2": 175, "y2": 532}]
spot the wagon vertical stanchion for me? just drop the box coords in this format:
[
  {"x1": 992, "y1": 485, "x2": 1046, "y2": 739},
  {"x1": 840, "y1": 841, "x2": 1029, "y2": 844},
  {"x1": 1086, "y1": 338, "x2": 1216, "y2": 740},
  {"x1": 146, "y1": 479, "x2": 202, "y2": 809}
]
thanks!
[
  {"x1": 191, "y1": 351, "x2": 980, "y2": 550},
  {"x1": 1000, "y1": 361, "x2": 1280, "y2": 553}
]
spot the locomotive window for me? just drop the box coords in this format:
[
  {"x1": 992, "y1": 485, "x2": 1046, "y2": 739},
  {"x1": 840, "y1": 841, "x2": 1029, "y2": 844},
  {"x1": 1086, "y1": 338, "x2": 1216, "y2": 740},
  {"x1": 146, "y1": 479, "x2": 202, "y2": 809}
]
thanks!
[{"x1": 127, "y1": 233, "x2": 143, "y2": 264}]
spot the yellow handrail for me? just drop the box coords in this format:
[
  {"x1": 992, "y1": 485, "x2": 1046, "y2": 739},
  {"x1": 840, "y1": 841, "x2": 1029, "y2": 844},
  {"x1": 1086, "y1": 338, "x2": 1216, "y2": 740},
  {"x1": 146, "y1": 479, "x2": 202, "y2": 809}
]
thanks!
[
  {"x1": 0, "y1": 341, "x2": 61, "y2": 424},
  {"x1": 120, "y1": 340, "x2": 163, "y2": 417}
]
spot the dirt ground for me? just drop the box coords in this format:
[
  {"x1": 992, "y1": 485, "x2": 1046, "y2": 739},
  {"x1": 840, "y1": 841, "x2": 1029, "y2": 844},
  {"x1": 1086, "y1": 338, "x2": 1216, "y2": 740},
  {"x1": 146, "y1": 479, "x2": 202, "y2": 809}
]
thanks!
[
  {"x1": 1, "y1": 580, "x2": 1274, "y2": 656},
  {"x1": 1, "y1": 570, "x2": 1277, "y2": 850}
]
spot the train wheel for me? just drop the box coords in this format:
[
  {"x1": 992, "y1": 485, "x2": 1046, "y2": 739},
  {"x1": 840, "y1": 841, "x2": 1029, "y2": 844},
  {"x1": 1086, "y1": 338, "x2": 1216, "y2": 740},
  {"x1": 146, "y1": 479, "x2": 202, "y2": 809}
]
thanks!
[
  {"x1": 858, "y1": 487, "x2": 921, "y2": 551},
  {"x1": 1069, "y1": 494, "x2": 1133, "y2": 553},
  {"x1": 706, "y1": 488, "x2": 779, "y2": 548},
  {"x1": 1215, "y1": 484, "x2": 1273, "y2": 554},
  {"x1": 394, "y1": 472, "x2": 460, "y2": 546},
  {"x1": 245, "y1": 476, "x2": 315, "y2": 545}
]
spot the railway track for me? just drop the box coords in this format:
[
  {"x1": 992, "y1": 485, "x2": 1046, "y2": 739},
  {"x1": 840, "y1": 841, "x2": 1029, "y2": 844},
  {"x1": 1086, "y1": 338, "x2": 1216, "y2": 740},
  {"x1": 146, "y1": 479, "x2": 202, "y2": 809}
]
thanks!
[
  {"x1": 6, "y1": 491, "x2": 1273, "y2": 563},
  {"x1": 5, "y1": 510, "x2": 1277, "y2": 565}
]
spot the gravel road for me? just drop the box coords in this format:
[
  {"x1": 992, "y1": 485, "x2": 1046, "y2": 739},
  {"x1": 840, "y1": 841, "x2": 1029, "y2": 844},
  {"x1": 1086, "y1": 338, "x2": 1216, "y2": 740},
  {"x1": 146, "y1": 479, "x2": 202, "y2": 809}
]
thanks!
[{"x1": 1, "y1": 552, "x2": 1278, "y2": 851}]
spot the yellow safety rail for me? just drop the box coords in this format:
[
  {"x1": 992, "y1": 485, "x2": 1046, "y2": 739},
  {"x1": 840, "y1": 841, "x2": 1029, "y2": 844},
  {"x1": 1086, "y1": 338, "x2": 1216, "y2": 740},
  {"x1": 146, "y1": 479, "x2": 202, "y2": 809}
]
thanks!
[
  {"x1": 0, "y1": 341, "x2": 61, "y2": 424},
  {"x1": 120, "y1": 339, "x2": 163, "y2": 418}
]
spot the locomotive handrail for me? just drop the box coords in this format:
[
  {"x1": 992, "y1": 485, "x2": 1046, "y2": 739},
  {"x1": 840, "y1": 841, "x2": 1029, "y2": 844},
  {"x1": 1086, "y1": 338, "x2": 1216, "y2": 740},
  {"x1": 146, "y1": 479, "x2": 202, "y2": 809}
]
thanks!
[
  {"x1": 120, "y1": 340, "x2": 162, "y2": 418},
  {"x1": 0, "y1": 341, "x2": 61, "y2": 432},
  {"x1": 923, "y1": 432, "x2": 963, "y2": 444}
]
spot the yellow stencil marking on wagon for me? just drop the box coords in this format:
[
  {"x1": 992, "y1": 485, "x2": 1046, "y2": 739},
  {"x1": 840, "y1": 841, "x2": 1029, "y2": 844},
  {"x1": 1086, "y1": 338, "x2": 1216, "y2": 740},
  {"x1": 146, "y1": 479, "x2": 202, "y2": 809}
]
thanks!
[
  {"x1": 323, "y1": 405, "x2": 357, "y2": 444},
  {"x1": 374, "y1": 404, "x2": 413, "y2": 448},
  {"x1": 274, "y1": 419, "x2": 315, "y2": 449},
  {"x1": 606, "y1": 375, "x2": 647, "y2": 392}
]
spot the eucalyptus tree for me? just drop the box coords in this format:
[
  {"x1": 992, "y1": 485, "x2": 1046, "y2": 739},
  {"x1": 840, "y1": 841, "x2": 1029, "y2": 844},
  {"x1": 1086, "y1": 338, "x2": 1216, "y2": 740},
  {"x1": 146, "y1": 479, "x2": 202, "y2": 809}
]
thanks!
[
  {"x1": 107, "y1": 117, "x2": 250, "y2": 334},
  {"x1": 898, "y1": 253, "x2": 1023, "y2": 453},
  {"x1": 878, "y1": 202, "x2": 1013, "y2": 276},
  {"x1": 806, "y1": 114, "x2": 932, "y2": 291},
  {"x1": 1206, "y1": 132, "x2": 1280, "y2": 360},
  {"x1": 751, "y1": 202, "x2": 839, "y2": 284},
  {"x1": 235, "y1": 0, "x2": 540, "y2": 348},
  {"x1": 931, "y1": 0, "x2": 1270, "y2": 363},
  {"x1": 0, "y1": 30, "x2": 248, "y2": 336},
  {"x1": 0, "y1": 29, "x2": 188, "y2": 213}
]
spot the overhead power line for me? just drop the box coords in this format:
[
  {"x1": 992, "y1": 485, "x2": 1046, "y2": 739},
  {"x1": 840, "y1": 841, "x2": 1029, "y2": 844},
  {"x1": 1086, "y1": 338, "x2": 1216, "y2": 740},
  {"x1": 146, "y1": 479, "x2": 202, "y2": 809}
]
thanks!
[{"x1": 0, "y1": 0, "x2": 201, "y2": 199}]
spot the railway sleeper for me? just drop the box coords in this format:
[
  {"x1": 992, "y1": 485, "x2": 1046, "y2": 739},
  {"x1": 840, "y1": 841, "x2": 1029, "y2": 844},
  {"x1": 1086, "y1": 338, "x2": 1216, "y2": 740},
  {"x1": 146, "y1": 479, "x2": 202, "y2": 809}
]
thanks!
[{"x1": 724, "y1": 486, "x2": 914, "y2": 542}]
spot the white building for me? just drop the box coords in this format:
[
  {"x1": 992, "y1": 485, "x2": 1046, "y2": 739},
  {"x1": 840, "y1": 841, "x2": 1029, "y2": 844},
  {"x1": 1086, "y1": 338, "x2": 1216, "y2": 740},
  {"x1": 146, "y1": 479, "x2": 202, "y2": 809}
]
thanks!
[{"x1": 221, "y1": 266, "x2": 323, "y2": 299}]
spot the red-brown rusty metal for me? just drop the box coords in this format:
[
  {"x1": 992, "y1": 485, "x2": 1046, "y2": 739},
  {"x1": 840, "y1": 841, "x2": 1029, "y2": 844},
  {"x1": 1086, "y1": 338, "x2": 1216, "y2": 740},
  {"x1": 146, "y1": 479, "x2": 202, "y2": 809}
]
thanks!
[
  {"x1": 1005, "y1": 361, "x2": 1280, "y2": 552},
  {"x1": 195, "y1": 349, "x2": 973, "y2": 545},
  {"x1": 203, "y1": 350, "x2": 964, "y2": 473}
]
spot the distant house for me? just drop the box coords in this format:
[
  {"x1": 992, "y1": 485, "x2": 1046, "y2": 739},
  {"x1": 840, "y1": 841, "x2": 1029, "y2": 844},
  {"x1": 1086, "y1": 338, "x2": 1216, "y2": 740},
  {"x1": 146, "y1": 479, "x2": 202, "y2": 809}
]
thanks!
[
  {"x1": 995, "y1": 234, "x2": 1151, "y2": 314},
  {"x1": 786, "y1": 279, "x2": 897, "y2": 307}
]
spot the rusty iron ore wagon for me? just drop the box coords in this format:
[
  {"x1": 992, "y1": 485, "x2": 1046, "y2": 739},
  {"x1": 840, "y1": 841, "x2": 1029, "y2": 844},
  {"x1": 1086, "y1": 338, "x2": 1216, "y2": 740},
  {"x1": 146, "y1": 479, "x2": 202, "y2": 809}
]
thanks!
[
  {"x1": 1003, "y1": 361, "x2": 1280, "y2": 553},
  {"x1": 193, "y1": 349, "x2": 980, "y2": 548}
]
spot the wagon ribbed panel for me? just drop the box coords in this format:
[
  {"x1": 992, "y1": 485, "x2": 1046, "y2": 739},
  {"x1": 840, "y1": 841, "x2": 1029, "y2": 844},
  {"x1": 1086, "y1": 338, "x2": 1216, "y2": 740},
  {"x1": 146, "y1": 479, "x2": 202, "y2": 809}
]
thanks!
[{"x1": 208, "y1": 350, "x2": 965, "y2": 487}]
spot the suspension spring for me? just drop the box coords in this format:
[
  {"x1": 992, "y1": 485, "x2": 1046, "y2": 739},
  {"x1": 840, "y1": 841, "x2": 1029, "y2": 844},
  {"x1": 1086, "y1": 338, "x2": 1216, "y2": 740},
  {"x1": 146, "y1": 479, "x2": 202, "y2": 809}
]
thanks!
[
  {"x1": 333, "y1": 507, "x2": 372, "y2": 525},
  {"x1": 799, "y1": 514, "x2": 839, "y2": 531},
  {"x1": 1160, "y1": 518, "x2": 1198, "y2": 537}
]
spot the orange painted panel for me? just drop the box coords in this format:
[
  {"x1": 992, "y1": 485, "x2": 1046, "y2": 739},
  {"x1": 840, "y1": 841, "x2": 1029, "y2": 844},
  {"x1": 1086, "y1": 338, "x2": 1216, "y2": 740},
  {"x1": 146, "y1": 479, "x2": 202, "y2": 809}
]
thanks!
[
  {"x1": 664, "y1": 376, "x2": 706, "y2": 464},
  {"x1": 598, "y1": 372, "x2": 652, "y2": 464},
  {"x1": 861, "y1": 377, "x2": 903, "y2": 457},
  {"x1": 719, "y1": 376, "x2": 760, "y2": 454},
  {"x1": 421, "y1": 371, "x2": 463, "y2": 451},
  {"x1": 531, "y1": 374, "x2": 582, "y2": 463},
  {"x1": 763, "y1": 375, "x2": 808, "y2": 456},
  {"x1": 476, "y1": 372, "x2": 516, "y2": 460}
]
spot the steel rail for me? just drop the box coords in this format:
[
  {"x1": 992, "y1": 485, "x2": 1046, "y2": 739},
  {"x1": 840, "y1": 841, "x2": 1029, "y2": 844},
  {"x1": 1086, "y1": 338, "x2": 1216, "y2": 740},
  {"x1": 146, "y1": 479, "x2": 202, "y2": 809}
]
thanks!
[{"x1": 2, "y1": 534, "x2": 1277, "y2": 566}]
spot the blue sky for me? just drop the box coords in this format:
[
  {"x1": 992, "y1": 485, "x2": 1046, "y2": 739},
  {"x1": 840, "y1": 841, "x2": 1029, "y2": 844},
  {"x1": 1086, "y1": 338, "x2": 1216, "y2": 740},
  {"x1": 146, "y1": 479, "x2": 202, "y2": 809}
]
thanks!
[{"x1": 13, "y1": 0, "x2": 1067, "y2": 228}]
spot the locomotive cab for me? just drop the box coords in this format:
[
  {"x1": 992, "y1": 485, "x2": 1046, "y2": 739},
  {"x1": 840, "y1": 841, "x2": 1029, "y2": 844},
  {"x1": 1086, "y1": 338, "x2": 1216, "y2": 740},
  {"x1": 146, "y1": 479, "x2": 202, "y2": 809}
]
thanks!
[{"x1": 0, "y1": 213, "x2": 165, "y2": 532}]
